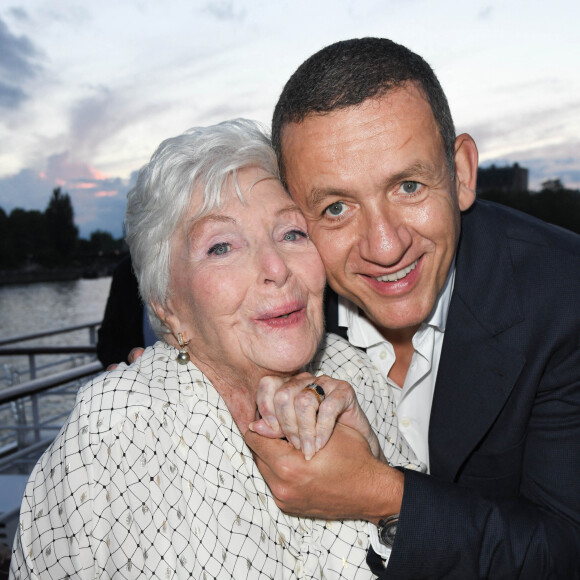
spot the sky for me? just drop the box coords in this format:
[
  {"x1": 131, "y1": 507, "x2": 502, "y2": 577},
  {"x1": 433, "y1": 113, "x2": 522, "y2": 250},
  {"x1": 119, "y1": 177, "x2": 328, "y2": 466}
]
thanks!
[{"x1": 1, "y1": 0, "x2": 579, "y2": 239}]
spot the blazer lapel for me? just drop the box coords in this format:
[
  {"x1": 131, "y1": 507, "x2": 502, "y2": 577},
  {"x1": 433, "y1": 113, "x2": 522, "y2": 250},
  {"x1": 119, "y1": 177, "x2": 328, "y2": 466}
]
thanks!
[{"x1": 428, "y1": 203, "x2": 527, "y2": 480}]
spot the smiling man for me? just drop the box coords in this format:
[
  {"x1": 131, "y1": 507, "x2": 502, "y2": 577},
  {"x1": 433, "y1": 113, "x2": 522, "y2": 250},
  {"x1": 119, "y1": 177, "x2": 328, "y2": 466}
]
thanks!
[{"x1": 246, "y1": 38, "x2": 580, "y2": 578}]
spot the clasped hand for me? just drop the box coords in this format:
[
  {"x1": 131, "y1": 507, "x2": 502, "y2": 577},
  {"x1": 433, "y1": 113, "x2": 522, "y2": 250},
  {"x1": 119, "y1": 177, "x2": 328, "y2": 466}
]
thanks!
[{"x1": 249, "y1": 371, "x2": 383, "y2": 461}]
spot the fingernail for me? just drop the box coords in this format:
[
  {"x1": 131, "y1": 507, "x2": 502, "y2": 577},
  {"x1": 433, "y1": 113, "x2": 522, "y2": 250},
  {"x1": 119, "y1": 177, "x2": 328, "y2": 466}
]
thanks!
[
  {"x1": 248, "y1": 422, "x2": 255, "y2": 432},
  {"x1": 303, "y1": 442, "x2": 314, "y2": 460}
]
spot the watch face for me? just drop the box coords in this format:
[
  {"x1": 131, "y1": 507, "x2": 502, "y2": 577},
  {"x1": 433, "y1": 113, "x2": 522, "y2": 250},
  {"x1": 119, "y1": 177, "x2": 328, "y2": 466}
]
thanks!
[
  {"x1": 381, "y1": 522, "x2": 397, "y2": 546},
  {"x1": 378, "y1": 516, "x2": 399, "y2": 547}
]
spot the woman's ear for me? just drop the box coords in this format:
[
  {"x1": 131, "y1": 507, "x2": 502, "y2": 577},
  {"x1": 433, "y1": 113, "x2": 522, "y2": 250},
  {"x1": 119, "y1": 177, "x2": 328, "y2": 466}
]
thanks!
[
  {"x1": 151, "y1": 300, "x2": 179, "y2": 338},
  {"x1": 454, "y1": 133, "x2": 478, "y2": 211}
]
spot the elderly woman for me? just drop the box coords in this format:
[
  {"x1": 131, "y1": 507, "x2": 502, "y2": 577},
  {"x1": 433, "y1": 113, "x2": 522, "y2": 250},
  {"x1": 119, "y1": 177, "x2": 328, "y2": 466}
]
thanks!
[{"x1": 10, "y1": 119, "x2": 421, "y2": 579}]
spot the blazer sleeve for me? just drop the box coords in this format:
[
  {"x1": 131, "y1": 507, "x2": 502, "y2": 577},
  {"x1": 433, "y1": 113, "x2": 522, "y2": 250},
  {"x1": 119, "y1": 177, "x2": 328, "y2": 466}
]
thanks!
[
  {"x1": 369, "y1": 346, "x2": 580, "y2": 576},
  {"x1": 379, "y1": 467, "x2": 580, "y2": 579}
]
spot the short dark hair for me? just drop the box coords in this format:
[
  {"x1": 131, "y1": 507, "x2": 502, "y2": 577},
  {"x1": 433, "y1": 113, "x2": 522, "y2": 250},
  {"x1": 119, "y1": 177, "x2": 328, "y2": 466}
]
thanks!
[{"x1": 272, "y1": 37, "x2": 456, "y2": 182}]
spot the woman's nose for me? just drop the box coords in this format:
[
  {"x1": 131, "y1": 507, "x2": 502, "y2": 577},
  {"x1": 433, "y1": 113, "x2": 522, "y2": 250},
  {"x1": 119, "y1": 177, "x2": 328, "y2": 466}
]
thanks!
[{"x1": 260, "y1": 246, "x2": 291, "y2": 287}]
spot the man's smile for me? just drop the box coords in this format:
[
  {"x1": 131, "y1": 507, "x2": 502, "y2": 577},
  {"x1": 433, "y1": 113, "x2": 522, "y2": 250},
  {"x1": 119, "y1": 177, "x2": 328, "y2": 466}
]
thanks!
[{"x1": 374, "y1": 259, "x2": 419, "y2": 283}]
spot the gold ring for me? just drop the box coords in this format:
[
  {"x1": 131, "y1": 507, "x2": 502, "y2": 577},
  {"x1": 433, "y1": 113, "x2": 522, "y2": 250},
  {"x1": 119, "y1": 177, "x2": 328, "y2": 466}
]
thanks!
[{"x1": 304, "y1": 382, "x2": 326, "y2": 405}]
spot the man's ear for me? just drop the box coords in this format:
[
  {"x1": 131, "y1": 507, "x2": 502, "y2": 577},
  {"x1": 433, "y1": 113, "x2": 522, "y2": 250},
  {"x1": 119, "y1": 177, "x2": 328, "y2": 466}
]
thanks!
[{"x1": 454, "y1": 133, "x2": 478, "y2": 211}]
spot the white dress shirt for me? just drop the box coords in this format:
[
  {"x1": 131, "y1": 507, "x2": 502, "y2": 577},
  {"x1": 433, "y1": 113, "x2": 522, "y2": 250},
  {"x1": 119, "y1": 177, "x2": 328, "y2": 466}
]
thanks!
[{"x1": 338, "y1": 264, "x2": 456, "y2": 561}]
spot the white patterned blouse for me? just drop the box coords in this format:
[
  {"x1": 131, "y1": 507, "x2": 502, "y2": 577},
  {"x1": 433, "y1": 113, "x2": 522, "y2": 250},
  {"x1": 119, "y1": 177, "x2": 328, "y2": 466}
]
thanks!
[{"x1": 10, "y1": 333, "x2": 422, "y2": 580}]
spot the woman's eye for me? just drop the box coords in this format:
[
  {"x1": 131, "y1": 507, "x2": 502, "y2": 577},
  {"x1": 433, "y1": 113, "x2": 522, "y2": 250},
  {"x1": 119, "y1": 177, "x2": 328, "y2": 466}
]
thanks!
[
  {"x1": 399, "y1": 181, "x2": 422, "y2": 195},
  {"x1": 324, "y1": 201, "x2": 347, "y2": 217},
  {"x1": 283, "y1": 229, "x2": 307, "y2": 242},
  {"x1": 208, "y1": 242, "x2": 231, "y2": 256}
]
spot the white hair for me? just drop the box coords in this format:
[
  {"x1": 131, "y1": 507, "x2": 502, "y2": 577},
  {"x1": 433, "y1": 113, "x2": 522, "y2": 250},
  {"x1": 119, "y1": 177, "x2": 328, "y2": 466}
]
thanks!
[{"x1": 125, "y1": 118, "x2": 279, "y2": 337}]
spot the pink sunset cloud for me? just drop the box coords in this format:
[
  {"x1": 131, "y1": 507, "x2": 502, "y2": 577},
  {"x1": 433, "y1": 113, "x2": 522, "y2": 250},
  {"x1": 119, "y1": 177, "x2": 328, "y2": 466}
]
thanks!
[{"x1": 75, "y1": 181, "x2": 98, "y2": 189}]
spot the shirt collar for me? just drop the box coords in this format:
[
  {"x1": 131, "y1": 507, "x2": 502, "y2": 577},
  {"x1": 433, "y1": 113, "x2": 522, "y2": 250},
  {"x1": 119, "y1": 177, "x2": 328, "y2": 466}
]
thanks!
[{"x1": 337, "y1": 260, "x2": 456, "y2": 349}]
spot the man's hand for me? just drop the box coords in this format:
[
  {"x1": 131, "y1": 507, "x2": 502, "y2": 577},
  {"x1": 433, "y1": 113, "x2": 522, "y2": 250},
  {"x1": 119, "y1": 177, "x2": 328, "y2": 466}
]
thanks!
[
  {"x1": 245, "y1": 423, "x2": 403, "y2": 523},
  {"x1": 128, "y1": 347, "x2": 145, "y2": 364},
  {"x1": 105, "y1": 347, "x2": 145, "y2": 371},
  {"x1": 250, "y1": 372, "x2": 382, "y2": 460}
]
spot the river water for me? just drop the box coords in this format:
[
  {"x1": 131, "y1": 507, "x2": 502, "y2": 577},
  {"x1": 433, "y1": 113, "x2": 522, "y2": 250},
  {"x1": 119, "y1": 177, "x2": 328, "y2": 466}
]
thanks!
[{"x1": 0, "y1": 277, "x2": 112, "y2": 380}]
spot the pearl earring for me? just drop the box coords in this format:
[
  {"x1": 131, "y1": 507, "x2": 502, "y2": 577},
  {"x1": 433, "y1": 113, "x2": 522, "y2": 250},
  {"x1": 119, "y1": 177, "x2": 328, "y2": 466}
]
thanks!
[{"x1": 176, "y1": 333, "x2": 190, "y2": 365}]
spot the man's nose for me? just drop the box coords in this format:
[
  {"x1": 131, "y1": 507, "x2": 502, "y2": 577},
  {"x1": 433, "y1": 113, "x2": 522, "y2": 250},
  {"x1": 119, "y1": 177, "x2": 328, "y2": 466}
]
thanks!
[{"x1": 359, "y1": 207, "x2": 412, "y2": 265}]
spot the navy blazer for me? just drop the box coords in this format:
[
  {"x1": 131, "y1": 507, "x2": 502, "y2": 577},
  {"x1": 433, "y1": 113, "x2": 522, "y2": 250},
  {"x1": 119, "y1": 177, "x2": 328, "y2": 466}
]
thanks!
[{"x1": 325, "y1": 200, "x2": 580, "y2": 579}]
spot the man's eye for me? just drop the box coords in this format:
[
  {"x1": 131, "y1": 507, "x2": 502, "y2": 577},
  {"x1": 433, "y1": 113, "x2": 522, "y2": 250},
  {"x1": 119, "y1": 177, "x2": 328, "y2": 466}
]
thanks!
[
  {"x1": 325, "y1": 202, "x2": 346, "y2": 217},
  {"x1": 283, "y1": 229, "x2": 307, "y2": 242},
  {"x1": 399, "y1": 181, "x2": 422, "y2": 195},
  {"x1": 208, "y1": 242, "x2": 231, "y2": 256}
]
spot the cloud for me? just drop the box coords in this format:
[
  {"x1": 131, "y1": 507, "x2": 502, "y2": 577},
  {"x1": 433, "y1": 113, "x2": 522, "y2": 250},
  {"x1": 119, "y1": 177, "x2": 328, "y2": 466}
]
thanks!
[
  {"x1": 0, "y1": 16, "x2": 43, "y2": 109},
  {"x1": 469, "y1": 93, "x2": 580, "y2": 191},
  {"x1": 64, "y1": 86, "x2": 169, "y2": 169},
  {"x1": 203, "y1": 0, "x2": 246, "y2": 21},
  {"x1": 0, "y1": 17, "x2": 39, "y2": 78},
  {"x1": 469, "y1": 100, "x2": 580, "y2": 184},
  {"x1": 522, "y1": 147, "x2": 580, "y2": 190},
  {"x1": 8, "y1": 7, "x2": 29, "y2": 22},
  {"x1": 478, "y1": 137, "x2": 580, "y2": 191},
  {"x1": 0, "y1": 80, "x2": 27, "y2": 108},
  {"x1": 0, "y1": 151, "x2": 133, "y2": 238},
  {"x1": 0, "y1": 167, "x2": 47, "y2": 210},
  {"x1": 69, "y1": 175, "x2": 130, "y2": 238},
  {"x1": 69, "y1": 88, "x2": 122, "y2": 154},
  {"x1": 477, "y1": 5, "x2": 493, "y2": 19},
  {"x1": 43, "y1": 152, "x2": 104, "y2": 183},
  {"x1": 95, "y1": 190, "x2": 118, "y2": 198}
]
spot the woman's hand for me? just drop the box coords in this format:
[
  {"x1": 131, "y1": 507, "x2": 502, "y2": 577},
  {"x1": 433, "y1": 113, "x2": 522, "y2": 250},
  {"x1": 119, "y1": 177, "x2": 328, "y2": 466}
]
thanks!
[{"x1": 249, "y1": 372, "x2": 382, "y2": 461}]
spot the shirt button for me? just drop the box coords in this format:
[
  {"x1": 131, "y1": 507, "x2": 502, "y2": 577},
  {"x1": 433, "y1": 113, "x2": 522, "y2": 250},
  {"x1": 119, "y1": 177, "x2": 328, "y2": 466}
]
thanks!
[
  {"x1": 380, "y1": 351, "x2": 387, "y2": 360},
  {"x1": 401, "y1": 418, "x2": 410, "y2": 427}
]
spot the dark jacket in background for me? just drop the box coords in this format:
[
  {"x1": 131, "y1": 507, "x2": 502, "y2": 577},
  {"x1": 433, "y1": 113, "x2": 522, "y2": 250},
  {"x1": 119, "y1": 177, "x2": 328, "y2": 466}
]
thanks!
[{"x1": 97, "y1": 255, "x2": 144, "y2": 368}]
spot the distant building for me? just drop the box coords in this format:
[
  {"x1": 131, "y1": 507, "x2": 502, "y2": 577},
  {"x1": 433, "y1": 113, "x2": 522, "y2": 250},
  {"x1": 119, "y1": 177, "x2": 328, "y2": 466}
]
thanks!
[{"x1": 477, "y1": 163, "x2": 529, "y2": 193}]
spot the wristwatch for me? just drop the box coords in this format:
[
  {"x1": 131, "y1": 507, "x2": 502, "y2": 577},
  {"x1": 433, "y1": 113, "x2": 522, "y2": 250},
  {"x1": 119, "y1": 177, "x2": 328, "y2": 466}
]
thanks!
[{"x1": 377, "y1": 513, "x2": 399, "y2": 547}]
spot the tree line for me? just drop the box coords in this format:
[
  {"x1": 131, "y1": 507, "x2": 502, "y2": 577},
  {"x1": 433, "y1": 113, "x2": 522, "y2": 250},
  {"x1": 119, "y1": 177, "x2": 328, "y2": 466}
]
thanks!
[
  {"x1": 0, "y1": 187, "x2": 125, "y2": 271},
  {"x1": 1, "y1": 180, "x2": 579, "y2": 272},
  {"x1": 478, "y1": 179, "x2": 580, "y2": 236}
]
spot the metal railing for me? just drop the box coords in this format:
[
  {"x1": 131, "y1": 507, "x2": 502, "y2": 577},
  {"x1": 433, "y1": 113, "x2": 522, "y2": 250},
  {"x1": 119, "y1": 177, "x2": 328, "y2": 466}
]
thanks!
[
  {"x1": 0, "y1": 361, "x2": 105, "y2": 547},
  {"x1": 0, "y1": 322, "x2": 104, "y2": 467},
  {"x1": 0, "y1": 321, "x2": 101, "y2": 383},
  {"x1": 0, "y1": 321, "x2": 100, "y2": 347},
  {"x1": 0, "y1": 323, "x2": 106, "y2": 552},
  {"x1": 0, "y1": 360, "x2": 104, "y2": 469}
]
